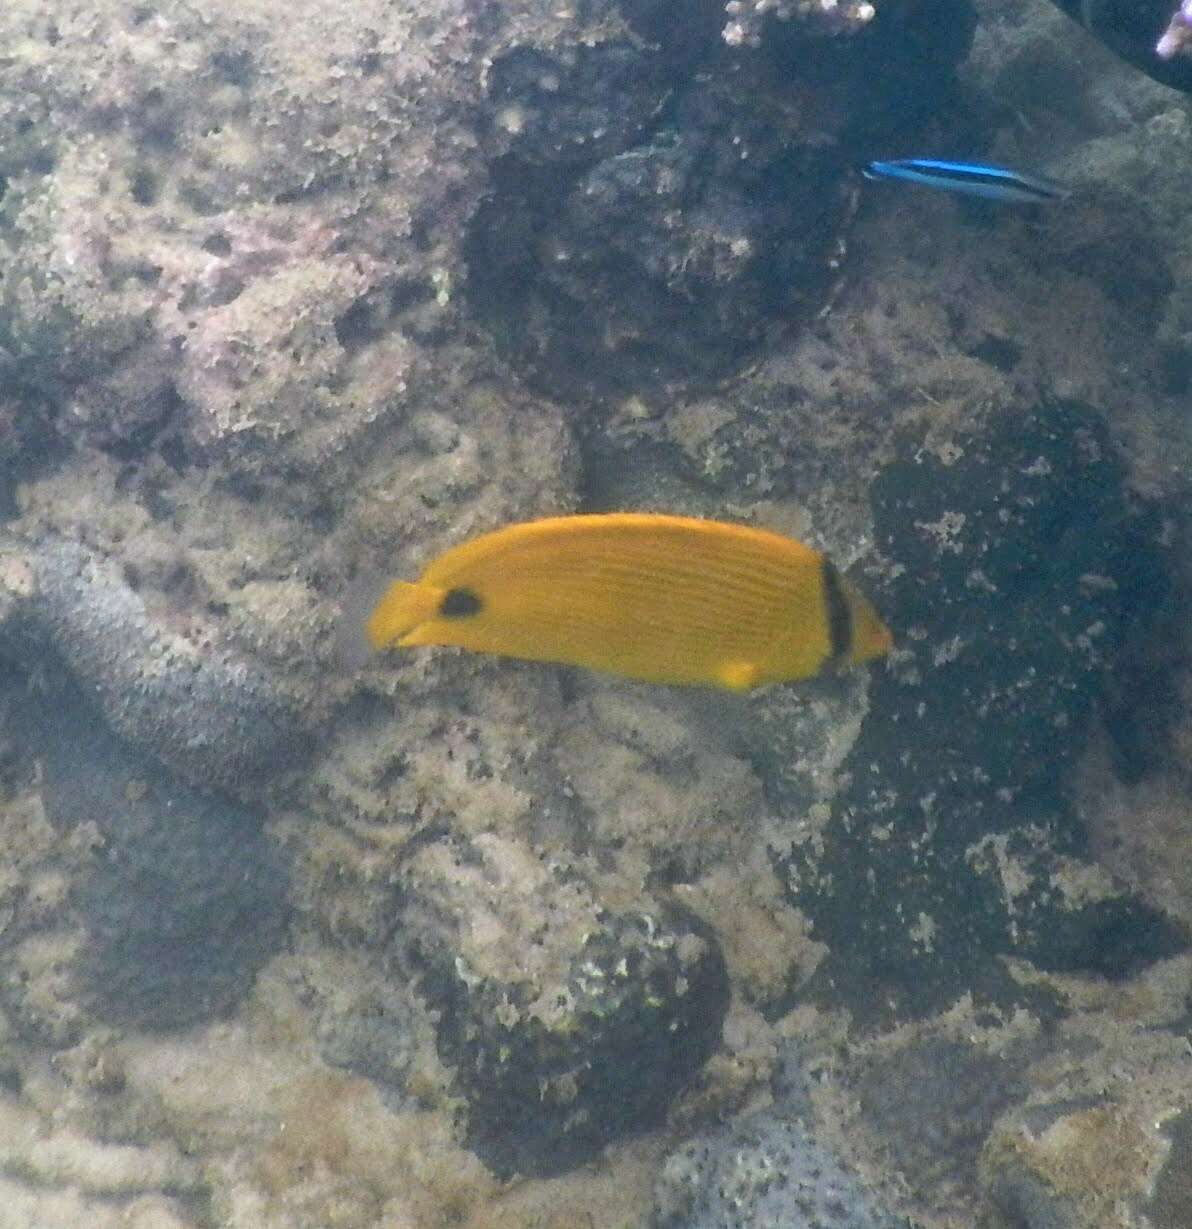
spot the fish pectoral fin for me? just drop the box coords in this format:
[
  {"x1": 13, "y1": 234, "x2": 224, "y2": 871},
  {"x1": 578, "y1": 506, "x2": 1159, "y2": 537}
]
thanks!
[
  {"x1": 716, "y1": 659, "x2": 762, "y2": 692},
  {"x1": 366, "y1": 580, "x2": 446, "y2": 650}
]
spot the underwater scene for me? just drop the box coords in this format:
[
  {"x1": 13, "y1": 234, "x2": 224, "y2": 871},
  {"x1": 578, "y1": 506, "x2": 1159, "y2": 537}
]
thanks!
[{"x1": 3, "y1": 0, "x2": 1192, "y2": 1226}]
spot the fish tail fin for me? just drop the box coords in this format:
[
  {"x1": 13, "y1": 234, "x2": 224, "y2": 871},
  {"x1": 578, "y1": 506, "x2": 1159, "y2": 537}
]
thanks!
[
  {"x1": 845, "y1": 584, "x2": 893, "y2": 665},
  {"x1": 366, "y1": 580, "x2": 445, "y2": 651}
]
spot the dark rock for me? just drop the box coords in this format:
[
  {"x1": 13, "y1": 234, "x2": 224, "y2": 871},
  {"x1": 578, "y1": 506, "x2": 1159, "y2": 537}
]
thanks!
[
  {"x1": 402, "y1": 834, "x2": 728, "y2": 1178},
  {"x1": 469, "y1": 77, "x2": 853, "y2": 400},
  {"x1": 1149, "y1": 1107, "x2": 1192, "y2": 1229},
  {"x1": 617, "y1": 0, "x2": 725, "y2": 64},
  {"x1": 59, "y1": 344, "x2": 182, "y2": 459},
  {"x1": 34, "y1": 692, "x2": 288, "y2": 1032},
  {"x1": 485, "y1": 43, "x2": 672, "y2": 167},
  {"x1": 863, "y1": 0, "x2": 979, "y2": 137},
  {"x1": 467, "y1": 1, "x2": 976, "y2": 401},
  {"x1": 1044, "y1": 0, "x2": 1192, "y2": 94},
  {"x1": 778, "y1": 401, "x2": 1187, "y2": 1024}
]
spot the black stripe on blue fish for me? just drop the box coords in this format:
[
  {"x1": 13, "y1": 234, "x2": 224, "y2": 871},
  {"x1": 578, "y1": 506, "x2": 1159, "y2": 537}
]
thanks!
[{"x1": 862, "y1": 158, "x2": 1071, "y2": 204}]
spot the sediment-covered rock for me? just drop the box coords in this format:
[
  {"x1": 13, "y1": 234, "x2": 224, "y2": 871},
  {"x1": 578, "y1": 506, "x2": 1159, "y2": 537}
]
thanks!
[{"x1": 980, "y1": 999, "x2": 1192, "y2": 1229}]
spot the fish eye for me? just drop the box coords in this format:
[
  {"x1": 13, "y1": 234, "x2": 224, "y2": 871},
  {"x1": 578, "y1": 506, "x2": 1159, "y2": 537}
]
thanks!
[{"x1": 439, "y1": 587, "x2": 483, "y2": 618}]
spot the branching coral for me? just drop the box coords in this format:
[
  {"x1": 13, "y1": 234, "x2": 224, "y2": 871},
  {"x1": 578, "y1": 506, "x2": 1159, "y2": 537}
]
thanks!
[{"x1": 1157, "y1": 0, "x2": 1192, "y2": 59}]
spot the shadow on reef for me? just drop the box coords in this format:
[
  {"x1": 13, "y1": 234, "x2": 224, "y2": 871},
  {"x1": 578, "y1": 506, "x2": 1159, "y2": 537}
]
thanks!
[
  {"x1": 1045, "y1": 0, "x2": 1192, "y2": 94},
  {"x1": 466, "y1": 0, "x2": 977, "y2": 402},
  {"x1": 777, "y1": 400, "x2": 1188, "y2": 1026}
]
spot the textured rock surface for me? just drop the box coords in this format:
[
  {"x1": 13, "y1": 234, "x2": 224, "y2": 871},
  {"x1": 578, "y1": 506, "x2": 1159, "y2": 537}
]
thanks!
[
  {"x1": 656, "y1": 1102, "x2": 910, "y2": 1229},
  {"x1": 0, "y1": 0, "x2": 483, "y2": 474},
  {"x1": 4, "y1": 536, "x2": 311, "y2": 791},
  {"x1": 779, "y1": 401, "x2": 1187, "y2": 1022},
  {"x1": 402, "y1": 833, "x2": 729, "y2": 1177}
]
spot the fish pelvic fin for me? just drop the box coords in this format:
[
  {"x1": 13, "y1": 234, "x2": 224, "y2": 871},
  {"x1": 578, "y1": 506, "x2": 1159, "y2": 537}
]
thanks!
[
  {"x1": 366, "y1": 580, "x2": 446, "y2": 651},
  {"x1": 717, "y1": 659, "x2": 763, "y2": 692}
]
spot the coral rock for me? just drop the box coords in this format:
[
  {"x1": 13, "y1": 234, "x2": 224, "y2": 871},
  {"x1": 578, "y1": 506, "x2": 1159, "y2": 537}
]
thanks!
[
  {"x1": 402, "y1": 833, "x2": 729, "y2": 1177},
  {"x1": 11, "y1": 536, "x2": 310, "y2": 792},
  {"x1": 656, "y1": 1102, "x2": 910, "y2": 1229}
]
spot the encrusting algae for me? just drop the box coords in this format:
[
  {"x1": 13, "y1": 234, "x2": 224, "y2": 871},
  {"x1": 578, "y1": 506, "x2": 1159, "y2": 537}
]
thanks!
[{"x1": 362, "y1": 513, "x2": 891, "y2": 691}]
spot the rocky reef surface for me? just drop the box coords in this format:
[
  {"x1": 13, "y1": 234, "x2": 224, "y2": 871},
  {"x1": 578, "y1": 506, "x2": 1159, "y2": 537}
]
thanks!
[{"x1": 0, "y1": 0, "x2": 1191, "y2": 1226}]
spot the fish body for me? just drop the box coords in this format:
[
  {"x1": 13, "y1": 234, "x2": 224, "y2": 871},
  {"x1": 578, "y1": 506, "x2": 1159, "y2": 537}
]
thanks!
[
  {"x1": 364, "y1": 513, "x2": 891, "y2": 692},
  {"x1": 862, "y1": 158, "x2": 1071, "y2": 204}
]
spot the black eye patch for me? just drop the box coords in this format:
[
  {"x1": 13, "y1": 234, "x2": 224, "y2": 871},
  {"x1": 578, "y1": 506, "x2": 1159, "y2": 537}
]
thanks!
[{"x1": 439, "y1": 587, "x2": 483, "y2": 618}]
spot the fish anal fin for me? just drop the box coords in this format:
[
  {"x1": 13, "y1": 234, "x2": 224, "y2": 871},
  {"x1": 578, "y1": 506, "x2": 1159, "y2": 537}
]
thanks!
[{"x1": 717, "y1": 659, "x2": 762, "y2": 692}]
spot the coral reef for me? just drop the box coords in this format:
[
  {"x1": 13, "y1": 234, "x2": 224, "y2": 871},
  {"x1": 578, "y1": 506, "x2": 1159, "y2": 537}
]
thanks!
[
  {"x1": 721, "y1": 0, "x2": 881, "y2": 49},
  {"x1": 0, "y1": 0, "x2": 1190, "y2": 1226},
  {"x1": 0, "y1": 0, "x2": 489, "y2": 484},
  {"x1": 468, "y1": 0, "x2": 976, "y2": 401}
]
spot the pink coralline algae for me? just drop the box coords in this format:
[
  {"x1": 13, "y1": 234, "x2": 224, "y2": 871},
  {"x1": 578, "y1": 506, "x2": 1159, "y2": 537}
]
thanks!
[{"x1": 1157, "y1": 0, "x2": 1192, "y2": 59}]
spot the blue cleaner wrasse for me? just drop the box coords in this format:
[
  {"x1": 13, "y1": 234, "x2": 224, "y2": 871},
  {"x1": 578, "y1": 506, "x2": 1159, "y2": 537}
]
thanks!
[
  {"x1": 360, "y1": 513, "x2": 892, "y2": 692},
  {"x1": 862, "y1": 158, "x2": 1072, "y2": 205}
]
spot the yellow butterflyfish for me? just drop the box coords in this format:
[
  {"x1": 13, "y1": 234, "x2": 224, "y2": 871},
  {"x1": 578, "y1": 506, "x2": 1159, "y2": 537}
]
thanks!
[{"x1": 362, "y1": 513, "x2": 891, "y2": 692}]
